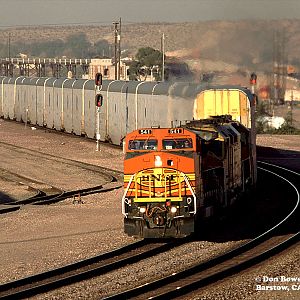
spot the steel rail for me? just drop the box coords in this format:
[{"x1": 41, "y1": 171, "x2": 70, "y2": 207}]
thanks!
[
  {"x1": 0, "y1": 238, "x2": 191, "y2": 299},
  {"x1": 0, "y1": 181, "x2": 122, "y2": 211},
  {"x1": 0, "y1": 167, "x2": 62, "y2": 213},
  {"x1": 31, "y1": 182, "x2": 123, "y2": 205},
  {"x1": 0, "y1": 140, "x2": 123, "y2": 212},
  {"x1": 105, "y1": 162, "x2": 299, "y2": 299},
  {"x1": 140, "y1": 234, "x2": 299, "y2": 300},
  {"x1": 0, "y1": 171, "x2": 46, "y2": 200},
  {"x1": 0, "y1": 140, "x2": 122, "y2": 181}
]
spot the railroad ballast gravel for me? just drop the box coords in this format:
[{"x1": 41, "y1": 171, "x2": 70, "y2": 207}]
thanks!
[{"x1": 0, "y1": 119, "x2": 299, "y2": 299}]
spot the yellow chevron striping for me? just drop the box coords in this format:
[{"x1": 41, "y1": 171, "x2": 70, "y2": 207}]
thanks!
[
  {"x1": 134, "y1": 197, "x2": 183, "y2": 202},
  {"x1": 124, "y1": 173, "x2": 195, "y2": 182}
]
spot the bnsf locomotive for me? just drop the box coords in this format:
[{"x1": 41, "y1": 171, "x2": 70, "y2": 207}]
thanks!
[{"x1": 122, "y1": 115, "x2": 256, "y2": 238}]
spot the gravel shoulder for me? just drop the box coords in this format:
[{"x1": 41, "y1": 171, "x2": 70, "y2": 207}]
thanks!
[{"x1": 256, "y1": 134, "x2": 300, "y2": 153}]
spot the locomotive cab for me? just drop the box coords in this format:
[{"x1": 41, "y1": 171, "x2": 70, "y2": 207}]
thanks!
[{"x1": 122, "y1": 128, "x2": 198, "y2": 238}]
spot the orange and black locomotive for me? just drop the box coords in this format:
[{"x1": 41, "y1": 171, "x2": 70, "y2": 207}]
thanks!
[{"x1": 122, "y1": 115, "x2": 256, "y2": 238}]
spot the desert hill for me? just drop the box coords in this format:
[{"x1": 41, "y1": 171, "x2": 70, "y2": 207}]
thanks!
[{"x1": 0, "y1": 19, "x2": 299, "y2": 85}]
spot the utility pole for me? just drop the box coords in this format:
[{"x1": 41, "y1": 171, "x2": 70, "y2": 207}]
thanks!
[
  {"x1": 118, "y1": 17, "x2": 121, "y2": 80},
  {"x1": 161, "y1": 33, "x2": 165, "y2": 82},
  {"x1": 113, "y1": 21, "x2": 119, "y2": 80},
  {"x1": 7, "y1": 32, "x2": 12, "y2": 77},
  {"x1": 272, "y1": 29, "x2": 287, "y2": 106},
  {"x1": 8, "y1": 32, "x2": 11, "y2": 59},
  {"x1": 290, "y1": 90, "x2": 293, "y2": 126}
]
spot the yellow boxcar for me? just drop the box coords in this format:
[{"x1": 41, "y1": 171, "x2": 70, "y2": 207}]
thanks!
[
  {"x1": 193, "y1": 88, "x2": 255, "y2": 129},
  {"x1": 193, "y1": 87, "x2": 257, "y2": 184}
]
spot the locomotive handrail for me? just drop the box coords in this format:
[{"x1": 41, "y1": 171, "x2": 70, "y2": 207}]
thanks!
[
  {"x1": 122, "y1": 173, "x2": 136, "y2": 217},
  {"x1": 181, "y1": 172, "x2": 197, "y2": 215},
  {"x1": 123, "y1": 171, "x2": 196, "y2": 214}
]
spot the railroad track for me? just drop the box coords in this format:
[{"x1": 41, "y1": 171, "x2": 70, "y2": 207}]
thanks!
[
  {"x1": 0, "y1": 166, "x2": 65, "y2": 213},
  {"x1": 0, "y1": 184, "x2": 123, "y2": 213},
  {"x1": 0, "y1": 166, "x2": 63, "y2": 200},
  {"x1": 0, "y1": 238, "x2": 190, "y2": 299},
  {"x1": 0, "y1": 141, "x2": 123, "y2": 213},
  {"x1": 9, "y1": 183, "x2": 121, "y2": 206},
  {"x1": 1, "y1": 156, "x2": 298, "y2": 299},
  {"x1": 103, "y1": 161, "x2": 299, "y2": 299},
  {"x1": 0, "y1": 141, "x2": 122, "y2": 181}
]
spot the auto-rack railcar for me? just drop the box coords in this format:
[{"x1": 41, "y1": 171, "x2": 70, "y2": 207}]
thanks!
[{"x1": 0, "y1": 76, "x2": 256, "y2": 150}]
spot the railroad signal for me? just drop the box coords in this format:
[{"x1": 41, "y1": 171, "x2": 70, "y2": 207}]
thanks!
[
  {"x1": 250, "y1": 73, "x2": 257, "y2": 95},
  {"x1": 95, "y1": 73, "x2": 103, "y2": 86},
  {"x1": 95, "y1": 94, "x2": 103, "y2": 107},
  {"x1": 250, "y1": 73, "x2": 257, "y2": 85}
]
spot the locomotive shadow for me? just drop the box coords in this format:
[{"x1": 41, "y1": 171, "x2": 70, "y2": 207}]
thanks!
[{"x1": 195, "y1": 147, "x2": 300, "y2": 242}]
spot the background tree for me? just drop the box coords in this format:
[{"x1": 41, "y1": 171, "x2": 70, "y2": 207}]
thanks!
[
  {"x1": 90, "y1": 39, "x2": 111, "y2": 57},
  {"x1": 128, "y1": 47, "x2": 164, "y2": 81},
  {"x1": 128, "y1": 60, "x2": 142, "y2": 81},
  {"x1": 0, "y1": 33, "x2": 114, "y2": 58},
  {"x1": 64, "y1": 33, "x2": 91, "y2": 57}
]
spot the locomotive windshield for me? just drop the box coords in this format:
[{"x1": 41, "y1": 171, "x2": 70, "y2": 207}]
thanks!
[
  {"x1": 162, "y1": 138, "x2": 193, "y2": 150},
  {"x1": 128, "y1": 139, "x2": 157, "y2": 150}
]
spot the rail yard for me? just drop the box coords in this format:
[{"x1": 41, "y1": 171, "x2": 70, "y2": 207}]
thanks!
[
  {"x1": 0, "y1": 1, "x2": 300, "y2": 298},
  {"x1": 0, "y1": 119, "x2": 299, "y2": 299}
]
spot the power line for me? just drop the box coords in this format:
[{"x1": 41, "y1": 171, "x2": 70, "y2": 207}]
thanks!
[{"x1": 118, "y1": 17, "x2": 122, "y2": 80}]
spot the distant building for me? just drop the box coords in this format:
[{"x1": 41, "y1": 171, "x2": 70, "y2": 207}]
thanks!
[
  {"x1": 88, "y1": 57, "x2": 129, "y2": 80},
  {"x1": 285, "y1": 89, "x2": 300, "y2": 102},
  {"x1": 89, "y1": 57, "x2": 112, "y2": 79}
]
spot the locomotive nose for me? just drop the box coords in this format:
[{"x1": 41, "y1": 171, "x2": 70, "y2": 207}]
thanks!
[{"x1": 154, "y1": 215, "x2": 165, "y2": 226}]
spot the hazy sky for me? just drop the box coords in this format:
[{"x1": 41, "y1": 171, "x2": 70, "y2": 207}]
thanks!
[{"x1": 0, "y1": 0, "x2": 299, "y2": 27}]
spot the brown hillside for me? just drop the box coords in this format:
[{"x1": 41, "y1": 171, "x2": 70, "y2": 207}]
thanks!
[{"x1": 1, "y1": 19, "x2": 300, "y2": 80}]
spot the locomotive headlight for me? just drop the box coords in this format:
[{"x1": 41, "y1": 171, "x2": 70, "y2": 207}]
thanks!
[
  {"x1": 139, "y1": 207, "x2": 146, "y2": 213},
  {"x1": 154, "y1": 155, "x2": 162, "y2": 167},
  {"x1": 170, "y1": 206, "x2": 177, "y2": 213}
]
